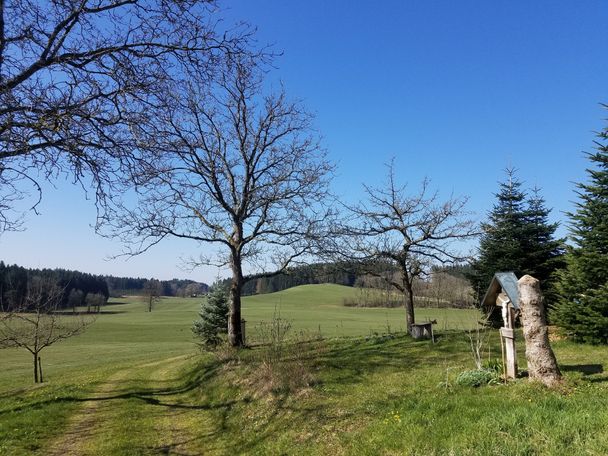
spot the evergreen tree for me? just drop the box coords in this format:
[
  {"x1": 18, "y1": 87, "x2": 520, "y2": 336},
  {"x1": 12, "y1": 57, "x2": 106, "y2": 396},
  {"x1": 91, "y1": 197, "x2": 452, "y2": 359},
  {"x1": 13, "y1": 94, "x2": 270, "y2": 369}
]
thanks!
[
  {"x1": 192, "y1": 285, "x2": 229, "y2": 347},
  {"x1": 554, "y1": 120, "x2": 608, "y2": 344},
  {"x1": 469, "y1": 169, "x2": 529, "y2": 298},
  {"x1": 521, "y1": 187, "x2": 566, "y2": 297},
  {"x1": 469, "y1": 169, "x2": 565, "y2": 304}
]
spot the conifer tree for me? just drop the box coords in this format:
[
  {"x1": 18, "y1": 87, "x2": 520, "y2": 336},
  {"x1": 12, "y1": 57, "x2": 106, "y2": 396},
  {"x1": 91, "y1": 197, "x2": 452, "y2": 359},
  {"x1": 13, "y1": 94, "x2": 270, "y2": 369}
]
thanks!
[
  {"x1": 469, "y1": 169, "x2": 529, "y2": 298},
  {"x1": 469, "y1": 169, "x2": 564, "y2": 304},
  {"x1": 554, "y1": 117, "x2": 608, "y2": 344},
  {"x1": 192, "y1": 285, "x2": 229, "y2": 347},
  {"x1": 521, "y1": 187, "x2": 566, "y2": 297}
]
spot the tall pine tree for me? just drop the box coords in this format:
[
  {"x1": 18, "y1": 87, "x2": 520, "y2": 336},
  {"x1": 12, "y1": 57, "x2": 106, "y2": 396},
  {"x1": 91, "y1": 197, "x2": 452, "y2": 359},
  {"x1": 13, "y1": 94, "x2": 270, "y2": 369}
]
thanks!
[
  {"x1": 553, "y1": 116, "x2": 608, "y2": 344},
  {"x1": 469, "y1": 169, "x2": 564, "y2": 304}
]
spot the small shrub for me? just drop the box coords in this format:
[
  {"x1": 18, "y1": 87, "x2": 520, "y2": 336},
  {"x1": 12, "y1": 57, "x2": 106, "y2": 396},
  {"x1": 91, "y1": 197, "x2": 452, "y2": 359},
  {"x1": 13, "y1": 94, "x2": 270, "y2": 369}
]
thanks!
[
  {"x1": 455, "y1": 369, "x2": 500, "y2": 387},
  {"x1": 483, "y1": 358, "x2": 504, "y2": 374},
  {"x1": 249, "y1": 310, "x2": 322, "y2": 395}
]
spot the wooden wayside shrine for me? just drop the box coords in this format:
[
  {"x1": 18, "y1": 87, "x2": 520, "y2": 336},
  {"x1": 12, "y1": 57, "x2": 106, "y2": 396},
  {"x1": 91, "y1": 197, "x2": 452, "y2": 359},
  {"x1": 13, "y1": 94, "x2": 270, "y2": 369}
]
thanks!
[{"x1": 481, "y1": 272, "x2": 520, "y2": 379}]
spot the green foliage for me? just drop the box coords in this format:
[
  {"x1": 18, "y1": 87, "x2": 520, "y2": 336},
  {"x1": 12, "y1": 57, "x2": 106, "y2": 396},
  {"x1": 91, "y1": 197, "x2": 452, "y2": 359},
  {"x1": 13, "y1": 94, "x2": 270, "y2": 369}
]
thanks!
[
  {"x1": 455, "y1": 369, "x2": 500, "y2": 387},
  {"x1": 469, "y1": 169, "x2": 565, "y2": 306},
  {"x1": 553, "y1": 117, "x2": 608, "y2": 344},
  {"x1": 192, "y1": 285, "x2": 229, "y2": 347},
  {"x1": 483, "y1": 358, "x2": 504, "y2": 374}
]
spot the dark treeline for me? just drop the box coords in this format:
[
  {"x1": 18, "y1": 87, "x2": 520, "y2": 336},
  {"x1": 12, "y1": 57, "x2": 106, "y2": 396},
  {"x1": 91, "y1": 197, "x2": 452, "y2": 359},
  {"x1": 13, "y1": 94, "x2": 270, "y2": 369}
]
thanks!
[
  {"x1": 104, "y1": 276, "x2": 208, "y2": 298},
  {"x1": 0, "y1": 261, "x2": 109, "y2": 312},
  {"x1": 0, "y1": 262, "x2": 209, "y2": 312},
  {"x1": 216, "y1": 262, "x2": 359, "y2": 295},
  {"x1": 432, "y1": 264, "x2": 474, "y2": 280},
  {"x1": 217, "y1": 262, "x2": 473, "y2": 299}
]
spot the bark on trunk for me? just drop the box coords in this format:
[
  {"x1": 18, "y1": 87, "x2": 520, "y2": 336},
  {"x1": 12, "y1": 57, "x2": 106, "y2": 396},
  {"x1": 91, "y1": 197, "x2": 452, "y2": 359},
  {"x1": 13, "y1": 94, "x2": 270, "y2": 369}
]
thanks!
[
  {"x1": 404, "y1": 283, "x2": 415, "y2": 335},
  {"x1": 228, "y1": 253, "x2": 244, "y2": 347},
  {"x1": 33, "y1": 352, "x2": 39, "y2": 383},
  {"x1": 518, "y1": 275, "x2": 562, "y2": 387},
  {"x1": 38, "y1": 356, "x2": 43, "y2": 383}
]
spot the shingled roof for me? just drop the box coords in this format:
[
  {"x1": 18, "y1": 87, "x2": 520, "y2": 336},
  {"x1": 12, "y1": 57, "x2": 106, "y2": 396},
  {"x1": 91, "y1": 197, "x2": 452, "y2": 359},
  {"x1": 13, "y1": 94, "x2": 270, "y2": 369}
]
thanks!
[{"x1": 480, "y1": 272, "x2": 519, "y2": 309}]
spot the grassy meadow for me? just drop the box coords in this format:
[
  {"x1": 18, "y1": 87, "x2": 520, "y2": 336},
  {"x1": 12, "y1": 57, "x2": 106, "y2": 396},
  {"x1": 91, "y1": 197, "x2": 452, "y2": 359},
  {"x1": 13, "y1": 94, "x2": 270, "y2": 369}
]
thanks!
[{"x1": 1, "y1": 284, "x2": 607, "y2": 455}]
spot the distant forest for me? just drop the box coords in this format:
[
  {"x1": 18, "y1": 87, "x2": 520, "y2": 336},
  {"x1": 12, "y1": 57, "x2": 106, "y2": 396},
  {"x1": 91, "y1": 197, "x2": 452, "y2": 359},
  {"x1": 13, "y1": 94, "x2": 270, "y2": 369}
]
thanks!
[
  {"x1": 0, "y1": 261, "x2": 208, "y2": 311},
  {"x1": 0, "y1": 260, "x2": 473, "y2": 312}
]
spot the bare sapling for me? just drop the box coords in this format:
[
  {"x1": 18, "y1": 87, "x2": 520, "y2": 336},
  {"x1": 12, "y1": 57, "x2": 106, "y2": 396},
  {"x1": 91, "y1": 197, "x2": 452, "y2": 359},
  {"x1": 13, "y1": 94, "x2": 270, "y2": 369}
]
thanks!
[{"x1": 0, "y1": 278, "x2": 95, "y2": 383}]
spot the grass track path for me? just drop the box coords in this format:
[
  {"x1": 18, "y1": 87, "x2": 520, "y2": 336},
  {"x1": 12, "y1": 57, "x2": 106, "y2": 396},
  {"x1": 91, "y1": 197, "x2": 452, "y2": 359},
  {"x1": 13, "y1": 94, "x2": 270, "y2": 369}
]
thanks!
[{"x1": 46, "y1": 355, "x2": 196, "y2": 456}]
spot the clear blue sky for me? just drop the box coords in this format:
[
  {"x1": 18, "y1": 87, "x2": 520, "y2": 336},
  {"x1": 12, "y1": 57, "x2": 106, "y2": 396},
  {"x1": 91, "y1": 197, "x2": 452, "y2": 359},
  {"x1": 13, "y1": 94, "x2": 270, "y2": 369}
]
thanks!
[{"x1": 1, "y1": 0, "x2": 607, "y2": 283}]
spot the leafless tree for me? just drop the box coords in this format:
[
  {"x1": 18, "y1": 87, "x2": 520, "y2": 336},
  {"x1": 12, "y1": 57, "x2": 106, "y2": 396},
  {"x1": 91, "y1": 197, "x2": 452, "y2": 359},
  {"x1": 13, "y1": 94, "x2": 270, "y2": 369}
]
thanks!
[
  {"x1": 0, "y1": 277, "x2": 95, "y2": 382},
  {"x1": 143, "y1": 278, "x2": 162, "y2": 312},
  {"x1": 0, "y1": 0, "x2": 256, "y2": 233},
  {"x1": 342, "y1": 161, "x2": 477, "y2": 334},
  {"x1": 102, "y1": 56, "x2": 334, "y2": 346}
]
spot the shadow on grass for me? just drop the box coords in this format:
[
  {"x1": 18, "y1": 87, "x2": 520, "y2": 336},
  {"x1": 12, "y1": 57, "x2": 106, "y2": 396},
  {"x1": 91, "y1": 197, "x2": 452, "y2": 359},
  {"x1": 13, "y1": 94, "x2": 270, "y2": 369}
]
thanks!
[
  {"x1": 54, "y1": 310, "x2": 127, "y2": 315},
  {"x1": 0, "y1": 331, "x2": 505, "y2": 453},
  {"x1": 561, "y1": 364, "x2": 604, "y2": 375},
  {"x1": 190, "y1": 331, "x2": 475, "y2": 453},
  {"x1": 311, "y1": 331, "x2": 473, "y2": 386},
  {"x1": 0, "y1": 359, "x2": 230, "y2": 415}
]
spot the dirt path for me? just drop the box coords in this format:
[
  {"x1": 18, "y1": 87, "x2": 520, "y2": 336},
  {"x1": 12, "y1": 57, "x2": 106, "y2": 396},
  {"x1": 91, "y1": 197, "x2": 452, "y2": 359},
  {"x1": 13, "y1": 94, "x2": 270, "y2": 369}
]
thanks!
[{"x1": 46, "y1": 355, "x2": 193, "y2": 456}]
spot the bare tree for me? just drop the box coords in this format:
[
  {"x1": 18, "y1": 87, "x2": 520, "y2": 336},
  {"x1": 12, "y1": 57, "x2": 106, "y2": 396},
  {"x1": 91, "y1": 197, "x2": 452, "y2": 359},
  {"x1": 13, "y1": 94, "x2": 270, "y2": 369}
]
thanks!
[
  {"x1": 0, "y1": 277, "x2": 95, "y2": 383},
  {"x1": 143, "y1": 279, "x2": 162, "y2": 312},
  {"x1": 102, "y1": 57, "x2": 333, "y2": 346},
  {"x1": 342, "y1": 161, "x2": 477, "y2": 334},
  {"x1": 0, "y1": 0, "x2": 256, "y2": 233}
]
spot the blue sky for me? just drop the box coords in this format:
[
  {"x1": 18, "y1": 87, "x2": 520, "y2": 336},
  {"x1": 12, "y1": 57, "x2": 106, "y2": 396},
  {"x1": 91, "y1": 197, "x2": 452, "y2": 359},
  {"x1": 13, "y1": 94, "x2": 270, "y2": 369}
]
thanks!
[{"x1": 1, "y1": 1, "x2": 607, "y2": 283}]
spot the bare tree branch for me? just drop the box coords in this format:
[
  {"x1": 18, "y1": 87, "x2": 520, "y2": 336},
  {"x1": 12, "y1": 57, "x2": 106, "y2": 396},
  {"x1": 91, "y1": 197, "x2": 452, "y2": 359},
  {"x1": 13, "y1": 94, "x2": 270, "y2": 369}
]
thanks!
[{"x1": 0, "y1": 0, "x2": 262, "y2": 233}]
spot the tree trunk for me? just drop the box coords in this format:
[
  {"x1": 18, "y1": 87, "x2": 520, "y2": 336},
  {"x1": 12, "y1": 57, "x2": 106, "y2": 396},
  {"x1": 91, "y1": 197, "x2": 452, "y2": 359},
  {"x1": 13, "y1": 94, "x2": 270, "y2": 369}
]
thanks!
[
  {"x1": 518, "y1": 275, "x2": 562, "y2": 387},
  {"x1": 38, "y1": 356, "x2": 43, "y2": 383},
  {"x1": 404, "y1": 283, "x2": 416, "y2": 334},
  {"x1": 228, "y1": 252, "x2": 244, "y2": 347},
  {"x1": 33, "y1": 352, "x2": 39, "y2": 383}
]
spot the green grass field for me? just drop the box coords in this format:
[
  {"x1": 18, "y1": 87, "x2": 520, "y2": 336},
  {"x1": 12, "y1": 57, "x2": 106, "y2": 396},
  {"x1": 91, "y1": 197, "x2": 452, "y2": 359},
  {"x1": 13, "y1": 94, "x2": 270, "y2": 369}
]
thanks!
[
  {"x1": 1, "y1": 284, "x2": 607, "y2": 455},
  {"x1": 0, "y1": 284, "x2": 479, "y2": 389}
]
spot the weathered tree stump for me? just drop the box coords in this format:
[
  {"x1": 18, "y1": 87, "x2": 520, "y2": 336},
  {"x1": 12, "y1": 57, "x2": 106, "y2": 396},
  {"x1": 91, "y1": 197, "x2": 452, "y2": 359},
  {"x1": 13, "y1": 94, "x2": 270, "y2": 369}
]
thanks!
[{"x1": 518, "y1": 275, "x2": 562, "y2": 387}]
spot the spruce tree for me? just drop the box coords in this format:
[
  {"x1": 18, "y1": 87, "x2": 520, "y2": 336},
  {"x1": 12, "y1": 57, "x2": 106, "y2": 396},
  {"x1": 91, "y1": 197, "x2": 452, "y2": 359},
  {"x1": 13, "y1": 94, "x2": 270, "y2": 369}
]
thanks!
[
  {"x1": 554, "y1": 119, "x2": 608, "y2": 344},
  {"x1": 521, "y1": 187, "x2": 566, "y2": 298},
  {"x1": 469, "y1": 169, "x2": 564, "y2": 304},
  {"x1": 192, "y1": 285, "x2": 229, "y2": 347},
  {"x1": 469, "y1": 169, "x2": 529, "y2": 298}
]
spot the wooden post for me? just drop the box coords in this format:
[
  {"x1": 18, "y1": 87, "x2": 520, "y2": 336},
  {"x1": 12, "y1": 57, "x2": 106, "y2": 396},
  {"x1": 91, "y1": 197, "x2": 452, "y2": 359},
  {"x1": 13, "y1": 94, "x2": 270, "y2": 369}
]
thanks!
[
  {"x1": 518, "y1": 275, "x2": 561, "y2": 387},
  {"x1": 500, "y1": 326, "x2": 517, "y2": 379},
  {"x1": 497, "y1": 293, "x2": 517, "y2": 379}
]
